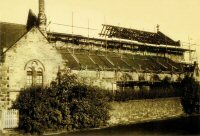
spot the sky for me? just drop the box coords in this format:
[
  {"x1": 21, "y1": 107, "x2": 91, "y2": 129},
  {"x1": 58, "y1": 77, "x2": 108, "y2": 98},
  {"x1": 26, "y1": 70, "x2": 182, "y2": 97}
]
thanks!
[{"x1": 0, "y1": 0, "x2": 200, "y2": 61}]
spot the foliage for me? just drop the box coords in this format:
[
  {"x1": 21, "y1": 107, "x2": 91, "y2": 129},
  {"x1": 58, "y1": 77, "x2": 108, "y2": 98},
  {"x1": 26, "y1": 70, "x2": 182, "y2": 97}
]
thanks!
[
  {"x1": 58, "y1": 70, "x2": 110, "y2": 130},
  {"x1": 105, "y1": 75, "x2": 200, "y2": 113},
  {"x1": 12, "y1": 86, "x2": 71, "y2": 134},
  {"x1": 107, "y1": 87, "x2": 182, "y2": 102},
  {"x1": 107, "y1": 79, "x2": 183, "y2": 102},
  {"x1": 69, "y1": 85, "x2": 110, "y2": 129},
  {"x1": 12, "y1": 70, "x2": 110, "y2": 134},
  {"x1": 181, "y1": 75, "x2": 200, "y2": 114}
]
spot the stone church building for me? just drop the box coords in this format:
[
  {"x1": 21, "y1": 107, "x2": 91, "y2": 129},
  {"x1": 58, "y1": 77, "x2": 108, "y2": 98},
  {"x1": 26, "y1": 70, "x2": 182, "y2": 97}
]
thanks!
[{"x1": 0, "y1": 0, "x2": 197, "y2": 109}]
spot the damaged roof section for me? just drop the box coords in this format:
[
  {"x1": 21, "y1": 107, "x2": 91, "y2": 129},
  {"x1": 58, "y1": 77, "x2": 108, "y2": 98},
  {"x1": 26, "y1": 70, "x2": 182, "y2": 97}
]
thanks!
[
  {"x1": 99, "y1": 24, "x2": 180, "y2": 46},
  {"x1": 48, "y1": 32, "x2": 191, "y2": 56}
]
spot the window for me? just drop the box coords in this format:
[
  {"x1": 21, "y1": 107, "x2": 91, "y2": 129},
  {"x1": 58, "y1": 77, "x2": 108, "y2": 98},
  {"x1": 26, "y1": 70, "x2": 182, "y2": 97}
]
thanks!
[
  {"x1": 27, "y1": 69, "x2": 33, "y2": 86},
  {"x1": 25, "y1": 60, "x2": 44, "y2": 87},
  {"x1": 36, "y1": 69, "x2": 43, "y2": 86}
]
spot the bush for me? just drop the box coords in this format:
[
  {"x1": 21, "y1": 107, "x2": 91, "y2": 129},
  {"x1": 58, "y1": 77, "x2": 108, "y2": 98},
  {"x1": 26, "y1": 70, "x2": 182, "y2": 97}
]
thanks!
[
  {"x1": 12, "y1": 70, "x2": 110, "y2": 134},
  {"x1": 58, "y1": 70, "x2": 110, "y2": 130},
  {"x1": 69, "y1": 85, "x2": 110, "y2": 129},
  {"x1": 12, "y1": 87, "x2": 71, "y2": 134},
  {"x1": 181, "y1": 76, "x2": 200, "y2": 114}
]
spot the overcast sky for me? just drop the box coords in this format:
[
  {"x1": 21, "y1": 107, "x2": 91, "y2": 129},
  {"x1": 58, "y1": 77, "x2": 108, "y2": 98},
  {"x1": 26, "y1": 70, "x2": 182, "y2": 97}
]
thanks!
[{"x1": 0, "y1": 0, "x2": 200, "y2": 59}]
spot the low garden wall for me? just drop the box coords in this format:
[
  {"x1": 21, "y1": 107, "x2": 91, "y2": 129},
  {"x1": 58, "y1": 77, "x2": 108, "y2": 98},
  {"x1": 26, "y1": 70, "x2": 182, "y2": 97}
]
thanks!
[{"x1": 108, "y1": 97, "x2": 184, "y2": 126}]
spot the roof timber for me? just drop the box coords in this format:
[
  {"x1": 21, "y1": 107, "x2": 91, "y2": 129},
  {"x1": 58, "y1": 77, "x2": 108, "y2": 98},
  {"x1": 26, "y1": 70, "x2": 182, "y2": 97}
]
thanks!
[{"x1": 99, "y1": 24, "x2": 181, "y2": 46}]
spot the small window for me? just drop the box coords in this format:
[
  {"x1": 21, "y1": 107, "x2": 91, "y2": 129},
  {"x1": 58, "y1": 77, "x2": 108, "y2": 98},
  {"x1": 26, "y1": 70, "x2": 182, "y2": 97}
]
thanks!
[
  {"x1": 36, "y1": 70, "x2": 43, "y2": 86},
  {"x1": 27, "y1": 70, "x2": 33, "y2": 86}
]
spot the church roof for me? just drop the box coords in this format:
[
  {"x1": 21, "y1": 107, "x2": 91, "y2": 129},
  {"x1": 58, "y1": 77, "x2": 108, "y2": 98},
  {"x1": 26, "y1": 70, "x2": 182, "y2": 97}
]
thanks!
[
  {"x1": 48, "y1": 32, "x2": 191, "y2": 56},
  {"x1": 58, "y1": 48, "x2": 194, "y2": 73},
  {"x1": 99, "y1": 24, "x2": 180, "y2": 46},
  {"x1": 0, "y1": 21, "x2": 194, "y2": 73},
  {"x1": 0, "y1": 22, "x2": 27, "y2": 55}
]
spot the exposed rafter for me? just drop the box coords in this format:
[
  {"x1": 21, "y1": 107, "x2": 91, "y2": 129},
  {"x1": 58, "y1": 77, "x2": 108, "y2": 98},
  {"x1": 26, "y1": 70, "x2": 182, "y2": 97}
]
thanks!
[{"x1": 99, "y1": 24, "x2": 180, "y2": 46}]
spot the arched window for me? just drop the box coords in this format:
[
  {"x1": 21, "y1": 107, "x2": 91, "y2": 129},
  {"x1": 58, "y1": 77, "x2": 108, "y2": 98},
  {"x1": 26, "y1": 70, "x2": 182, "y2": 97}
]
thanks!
[{"x1": 25, "y1": 60, "x2": 45, "y2": 87}]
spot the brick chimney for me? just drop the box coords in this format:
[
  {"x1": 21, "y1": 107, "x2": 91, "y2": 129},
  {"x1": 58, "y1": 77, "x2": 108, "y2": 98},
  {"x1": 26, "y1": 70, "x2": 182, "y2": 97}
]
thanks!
[{"x1": 38, "y1": 0, "x2": 47, "y2": 34}]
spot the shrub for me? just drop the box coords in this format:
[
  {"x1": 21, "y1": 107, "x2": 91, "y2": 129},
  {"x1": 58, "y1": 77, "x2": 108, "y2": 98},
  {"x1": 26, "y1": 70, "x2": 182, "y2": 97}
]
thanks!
[
  {"x1": 12, "y1": 87, "x2": 71, "y2": 134},
  {"x1": 12, "y1": 70, "x2": 110, "y2": 134},
  {"x1": 181, "y1": 76, "x2": 200, "y2": 114},
  {"x1": 69, "y1": 84, "x2": 110, "y2": 129},
  {"x1": 57, "y1": 70, "x2": 110, "y2": 130}
]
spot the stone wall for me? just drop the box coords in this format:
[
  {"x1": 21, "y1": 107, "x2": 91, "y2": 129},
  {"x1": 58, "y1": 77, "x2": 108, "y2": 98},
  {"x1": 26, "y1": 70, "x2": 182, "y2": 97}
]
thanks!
[
  {"x1": 2, "y1": 27, "x2": 63, "y2": 104},
  {"x1": 108, "y1": 97, "x2": 184, "y2": 126},
  {"x1": 0, "y1": 64, "x2": 9, "y2": 109}
]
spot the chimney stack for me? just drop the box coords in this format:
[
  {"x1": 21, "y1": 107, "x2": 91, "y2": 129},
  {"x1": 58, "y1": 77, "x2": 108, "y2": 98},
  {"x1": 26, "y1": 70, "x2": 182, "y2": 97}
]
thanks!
[
  {"x1": 156, "y1": 24, "x2": 160, "y2": 32},
  {"x1": 38, "y1": 0, "x2": 47, "y2": 34}
]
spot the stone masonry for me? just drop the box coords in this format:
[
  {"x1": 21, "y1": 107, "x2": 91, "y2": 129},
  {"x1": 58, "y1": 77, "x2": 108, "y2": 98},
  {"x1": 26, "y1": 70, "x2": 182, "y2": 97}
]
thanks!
[{"x1": 1, "y1": 27, "x2": 63, "y2": 105}]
